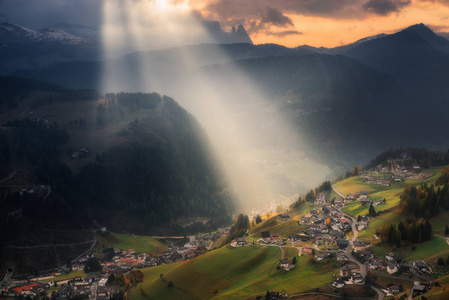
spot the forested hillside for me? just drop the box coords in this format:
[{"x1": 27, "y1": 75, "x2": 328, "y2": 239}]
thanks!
[{"x1": 0, "y1": 80, "x2": 234, "y2": 237}]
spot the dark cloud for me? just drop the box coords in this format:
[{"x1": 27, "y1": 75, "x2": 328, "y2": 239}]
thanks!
[
  {"x1": 363, "y1": 0, "x2": 411, "y2": 16},
  {"x1": 265, "y1": 30, "x2": 303, "y2": 37},
  {"x1": 201, "y1": 0, "x2": 372, "y2": 36},
  {"x1": 0, "y1": 0, "x2": 103, "y2": 29},
  {"x1": 261, "y1": 7, "x2": 294, "y2": 27}
]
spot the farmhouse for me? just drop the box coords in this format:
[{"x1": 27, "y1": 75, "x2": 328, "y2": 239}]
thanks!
[
  {"x1": 413, "y1": 261, "x2": 431, "y2": 273},
  {"x1": 340, "y1": 264, "x2": 357, "y2": 276},
  {"x1": 300, "y1": 217, "x2": 310, "y2": 224},
  {"x1": 351, "y1": 273, "x2": 363, "y2": 284},
  {"x1": 387, "y1": 263, "x2": 398, "y2": 275},
  {"x1": 336, "y1": 239, "x2": 349, "y2": 250},
  {"x1": 332, "y1": 278, "x2": 345, "y2": 288},
  {"x1": 359, "y1": 198, "x2": 372, "y2": 206},
  {"x1": 270, "y1": 234, "x2": 281, "y2": 244},
  {"x1": 352, "y1": 240, "x2": 370, "y2": 252},
  {"x1": 236, "y1": 237, "x2": 246, "y2": 247},
  {"x1": 279, "y1": 258, "x2": 295, "y2": 271},
  {"x1": 336, "y1": 251, "x2": 347, "y2": 261},
  {"x1": 315, "y1": 252, "x2": 329, "y2": 261},
  {"x1": 385, "y1": 252, "x2": 395, "y2": 262},
  {"x1": 279, "y1": 213, "x2": 290, "y2": 221},
  {"x1": 387, "y1": 286, "x2": 400, "y2": 295},
  {"x1": 302, "y1": 245, "x2": 313, "y2": 254}
]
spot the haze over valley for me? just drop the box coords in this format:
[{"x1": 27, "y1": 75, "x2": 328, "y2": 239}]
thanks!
[{"x1": 1, "y1": 0, "x2": 449, "y2": 299}]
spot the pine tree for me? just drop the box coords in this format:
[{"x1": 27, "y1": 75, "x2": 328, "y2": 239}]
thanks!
[
  {"x1": 369, "y1": 203, "x2": 377, "y2": 217},
  {"x1": 445, "y1": 224, "x2": 449, "y2": 236}
]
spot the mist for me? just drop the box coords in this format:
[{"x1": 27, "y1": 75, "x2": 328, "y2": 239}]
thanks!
[{"x1": 101, "y1": 0, "x2": 331, "y2": 213}]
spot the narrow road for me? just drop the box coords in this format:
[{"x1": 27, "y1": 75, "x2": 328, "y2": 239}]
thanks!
[
  {"x1": 333, "y1": 185, "x2": 383, "y2": 299},
  {"x1": 71, "y1": 233, "x2": 97, "y2": 263},
  {"x1": 436, "y1": 235, "x2": 449, "y2": 246},
  {"x1": 332, "y1": 185, "x2": 346, "y2": 198},
  {"x1": 371, "y1": 285, "x2": 385, "y2": 300},
  {"x1": 0, "y1": 169, "x2": 24, "y2": 184},
  {"x1": 280, "y1": 246, "x2": 285, "y2": 259}
]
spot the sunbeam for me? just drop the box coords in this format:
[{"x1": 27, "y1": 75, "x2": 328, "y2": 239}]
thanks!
[{"x1": 100, "y1": 0, "x2": 329, "y2": 213}]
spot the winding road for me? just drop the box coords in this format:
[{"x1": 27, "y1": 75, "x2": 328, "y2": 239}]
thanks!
[{"x1": 332, "y1": 185, "x2": 384, "y2": 300}]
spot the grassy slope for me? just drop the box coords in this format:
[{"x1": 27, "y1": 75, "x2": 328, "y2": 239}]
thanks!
[
  {"x1": 282, "y1": 247, "x2": 299, "y2": 259},
  {"x1": 336, "y1": 166, "x2": 449, "y2": 261},
  {"x1": 42, "y1": 270, "x2": 85, "y2": 282},
  {"x1": 131, "y1": 245, "x2": 339, "y2": 300},
  {"x1": 371, "y1": 236, "x2": 449, "y2": 261},
  {"x1": 249, "y1": 203, "x2": 315, "y2": 240},
  {"x1": 334, "y1": 167, "x2": 444, "y2": 198},
  {"x1": 95, "y1": 231, "x2": 167, "y2": 254}
]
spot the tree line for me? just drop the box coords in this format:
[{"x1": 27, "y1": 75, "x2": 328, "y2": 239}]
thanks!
[
  {"x1": 380, "y1": 218, "x2": 432, "y2": 246},
  {"x1": 399, "y1": 182, "x2": 449, "y2": 219},
  {"x1": 366, "y1": 148, "x2": 449, "y2": 170},
  {"x1": 291, "y1": 180, "x2": 332, "y2": 208}
]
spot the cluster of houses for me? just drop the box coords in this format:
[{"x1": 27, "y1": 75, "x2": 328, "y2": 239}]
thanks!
[
  {"x1": 360, "y1": 172, "x2": 392, "y2": 186},
  {"x1": 357, "y1": 153, "x2": 429, "y2": 186},
  {"x1": 3, "y1": 230, "x2": 228, "y2": 299},
  {"x1": 335, "y1": 191, "x2": 386, "y2": 211},
  {"x1": 314, "y1": 192, "x2": 326, "y2": 206},
  {"x1": 18, "y1": 185, "x2": 48, "y2": 197},
  {"x1": 369, "y1": 154, "x2": 430, "y2": 181},
  {"x1": 55, "y1": 276, "x2": 120, "y2": 299},
  {"x1": 71, "y1": 147, "x2": 90, "y2": 159},
  {"x1": 1, "y1": 271, "x2": 120, "y2": 299},
  {"x1": 299, "y1": 207, "x2": 352, "y2": 246}
]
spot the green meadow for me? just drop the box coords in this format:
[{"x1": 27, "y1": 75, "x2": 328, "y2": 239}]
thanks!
[
  {"x1": 95, "y1": 231, "x2": 167, "y2": 254},
  {"x1": 42, "y1": 270, "x2": 85, "y2": 283},
  {"x1": 130, "y1": 245, "x2": 339, "y2": 300},
  {"x1": 370, "y1": 236, "x2": 448, "y2": 262}
]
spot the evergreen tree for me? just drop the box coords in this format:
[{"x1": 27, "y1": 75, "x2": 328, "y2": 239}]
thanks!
[
  {"x1": 445, "y1": 224, "x2": 449, "y2": 236},
  {"x1": 369, "y1": 203, "x2": 377, "y2": 217}
]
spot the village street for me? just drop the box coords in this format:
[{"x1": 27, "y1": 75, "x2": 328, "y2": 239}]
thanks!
[{"x1": 333, "y1": 185, "x2": 384, "y2": 300}]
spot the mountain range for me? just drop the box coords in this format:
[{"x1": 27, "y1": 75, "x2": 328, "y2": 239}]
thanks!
[
  {"x1": 6, "y1": 23, "x2": 449, "y2": 168},
  {"x1": 0, "y1": 20, "x2": 252, "y2": 74}
]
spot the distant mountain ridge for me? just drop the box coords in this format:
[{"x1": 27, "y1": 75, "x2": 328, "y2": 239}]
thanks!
[
  {"x1": 0, "y1": 22, "x2": 90, "y2": 45},
  {"x1": 203, "y1": 21, "x2": 253, "y2": 44},
  {"x1": 0, "y1": 20, "x2": 254, "y2": 74},
  {"x1": 5, "y1": 22, "x2": 449, "y2": 169}
]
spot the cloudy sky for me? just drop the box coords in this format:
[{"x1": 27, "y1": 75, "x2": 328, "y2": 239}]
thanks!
[{"x1": 1, "y1": 0, "x2": 448, "y2": 47}]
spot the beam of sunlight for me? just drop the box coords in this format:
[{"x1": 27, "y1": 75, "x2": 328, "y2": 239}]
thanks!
[{"x1": 101, "y1": 0, "x2": 330, "y2": 214}]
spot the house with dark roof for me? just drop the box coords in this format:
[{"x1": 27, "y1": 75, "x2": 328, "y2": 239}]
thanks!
[
  {"x1": 387, "y1": 285, "x2": 400, "y2": 295},
  {"x1": 413, "y1": 261, "x2": 431, "y2": 273},
  {"x1": 278, "y1": 213, "x2": 290, "y2": 221},
  {"x1": 332, "y1": 278, "x2": 345, "y2": 288},
  {"x1": 340, "y1": 265, "x2": 357, "y2": 277},
  {"x1": 387, "y1": 263, "x2": 398, "y2": 275},
  {"x1": 336, "y1": 239, "x2": 349, "y2": 250},
  {"x1": 352, "y1": 240, "x2": 370, "y2": 252}
]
